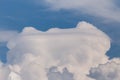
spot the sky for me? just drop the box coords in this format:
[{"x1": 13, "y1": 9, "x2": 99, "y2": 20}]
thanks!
[{"x1": 0, "y1": 0, "x2": 120, "y2": 80}]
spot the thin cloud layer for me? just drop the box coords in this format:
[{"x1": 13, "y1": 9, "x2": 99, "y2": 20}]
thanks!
[
  {"x1": 44, "y1": 0, "x2": 120, "y2": 22},
  {"x1": 0, "y1": 21, "x2": 119, "y2": 80}
]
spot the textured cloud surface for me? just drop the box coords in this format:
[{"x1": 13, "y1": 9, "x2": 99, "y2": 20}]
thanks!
[
  {"x1": 44, "y1": 0, "x2": 120, "y2": 22},
  {"x1": 89, "y1": 58, "x2": 120, "y2": 80},
  {"x1": 0, "y1": 21, "x2": 119, "y2": 80}
]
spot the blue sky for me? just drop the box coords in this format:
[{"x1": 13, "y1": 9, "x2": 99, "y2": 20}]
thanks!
[{"x1": 0, "y1": 0, "x2": 120, "y2": 63}]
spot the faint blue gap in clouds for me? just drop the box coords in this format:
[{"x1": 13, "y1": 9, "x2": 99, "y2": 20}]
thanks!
[
  {"x1": 107, "y1": 43, "x2": 120, "y2": 59},
  {"x1": 0, "y1": 30, "x2": 18, "y2": 63},
  {"x1": 0, "y1": 42, "x2": 8, "y2": 63}
]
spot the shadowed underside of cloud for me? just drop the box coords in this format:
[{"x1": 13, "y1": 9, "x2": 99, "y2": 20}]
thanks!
[
  {"x1": 89, "y1": 58, "x2": 120, "y2": 80},
  {"x1": 0, "y1": 21, "x2": 119, "y2": 80},
  {"x1": 43, "y1": 0, "x2": 120, "y2": 22}
]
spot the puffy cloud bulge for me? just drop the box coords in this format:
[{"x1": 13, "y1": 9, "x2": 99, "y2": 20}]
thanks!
[
  {"x1": 89, "y1": 58, "x2": 120, "y2": 80},
  {"x1": 0, "y1": 21, "x2": 119, "y2": 80}
]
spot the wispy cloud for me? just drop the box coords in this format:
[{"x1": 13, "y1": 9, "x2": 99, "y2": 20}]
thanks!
[{"x1": 44, "y1": 0, "x2": 120, "y2": 22}]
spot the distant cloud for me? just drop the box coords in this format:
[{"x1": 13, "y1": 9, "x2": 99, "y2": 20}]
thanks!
[
  {"x1": 44, "y1": 0, "x2": 120, "y2": 22},
  {"x1": 0, "y1": 21, "x2": 114, "y2": 80}
]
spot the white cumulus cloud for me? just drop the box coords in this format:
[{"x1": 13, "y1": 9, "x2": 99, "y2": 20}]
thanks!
[{"x1": 0, "y1": 21, "x2": 119, "y2": 80}]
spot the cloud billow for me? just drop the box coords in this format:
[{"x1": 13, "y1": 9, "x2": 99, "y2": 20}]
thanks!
[
  {"x1": 88, "y1": 58, "x2": 120, "y2": 80},
  {"x1": 0, "y1": 21, "x2": 119, "y2": 80}
]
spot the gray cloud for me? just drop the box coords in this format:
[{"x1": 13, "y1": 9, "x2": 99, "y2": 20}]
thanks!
[{"x1": 88, "y1": 58, "x2": 120, "y2": 80}]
